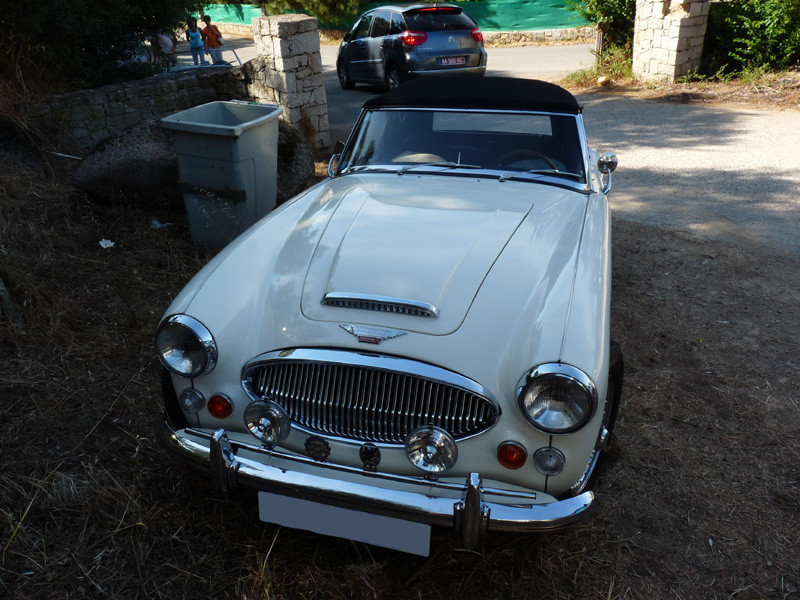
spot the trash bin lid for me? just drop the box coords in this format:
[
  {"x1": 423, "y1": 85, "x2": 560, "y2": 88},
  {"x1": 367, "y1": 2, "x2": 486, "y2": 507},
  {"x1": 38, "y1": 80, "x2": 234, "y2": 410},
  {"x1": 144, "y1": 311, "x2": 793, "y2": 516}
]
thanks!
[{"x1": 160, "y1": 101, "x2": 283, "y2": 137}]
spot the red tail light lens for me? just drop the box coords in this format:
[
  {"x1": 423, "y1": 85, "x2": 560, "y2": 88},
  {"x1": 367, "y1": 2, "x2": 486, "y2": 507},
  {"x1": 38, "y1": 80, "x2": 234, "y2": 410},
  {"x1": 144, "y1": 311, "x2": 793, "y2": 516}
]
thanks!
[
  {"x1": 208, "y1": 394, "x2": 233, "y2": 419},
  {"x1": 471, "y1": 28, "x2": 483, "y2": 42},
  {"x1": 399, "y1": 31, "x2": 428, "y2": 47},
  {"x1": 497, "y1": 441, "x2": 527, "y2": 470}
]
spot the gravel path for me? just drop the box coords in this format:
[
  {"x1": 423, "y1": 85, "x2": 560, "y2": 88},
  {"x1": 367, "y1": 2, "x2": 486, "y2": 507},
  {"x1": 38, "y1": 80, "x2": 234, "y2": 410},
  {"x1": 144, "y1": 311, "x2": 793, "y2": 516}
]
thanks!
[{"x1": 580, "y1": 95, "x2": 800, "y2": 257}]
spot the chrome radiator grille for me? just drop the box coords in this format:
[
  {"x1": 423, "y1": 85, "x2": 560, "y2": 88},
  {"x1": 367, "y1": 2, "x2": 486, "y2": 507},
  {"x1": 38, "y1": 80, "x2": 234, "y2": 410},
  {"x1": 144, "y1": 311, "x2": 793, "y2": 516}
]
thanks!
[{"x1": 242, "y1": 349, "x2": 498, "y2": 444}]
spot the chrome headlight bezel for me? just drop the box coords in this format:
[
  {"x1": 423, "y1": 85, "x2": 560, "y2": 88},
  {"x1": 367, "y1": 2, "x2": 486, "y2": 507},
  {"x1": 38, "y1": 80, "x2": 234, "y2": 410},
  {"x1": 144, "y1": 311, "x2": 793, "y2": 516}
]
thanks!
[
  {"x1": 516, "y1": 363, "x2": 597, "y2": 434},
  {"x1": 155, "y1": 314, "x2": 217, "y2": 378}
]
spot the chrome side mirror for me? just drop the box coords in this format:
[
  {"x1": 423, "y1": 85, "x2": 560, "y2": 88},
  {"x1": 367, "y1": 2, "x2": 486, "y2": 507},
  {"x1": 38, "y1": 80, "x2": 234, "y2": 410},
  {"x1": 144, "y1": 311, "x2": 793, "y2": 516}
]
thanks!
[
  {"x1": 598, "y1": 153, "x2": 618, "y2": 194},
  {"x1": 327, "y1": 154, "x2": 340, "y2": 178},
  {"x1": 327, "y1": 141, "x2": 346, "y2": 178}
]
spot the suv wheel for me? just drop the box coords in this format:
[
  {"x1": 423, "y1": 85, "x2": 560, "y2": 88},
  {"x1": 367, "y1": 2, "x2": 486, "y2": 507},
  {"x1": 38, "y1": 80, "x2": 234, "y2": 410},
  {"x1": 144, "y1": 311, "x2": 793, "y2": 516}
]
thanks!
[
  {"x1": 337, "y1": 61, "x2": 354, "y2": 90},
  {"x1": 385, "y1": 65, "x2": 402, "y2": 91}
]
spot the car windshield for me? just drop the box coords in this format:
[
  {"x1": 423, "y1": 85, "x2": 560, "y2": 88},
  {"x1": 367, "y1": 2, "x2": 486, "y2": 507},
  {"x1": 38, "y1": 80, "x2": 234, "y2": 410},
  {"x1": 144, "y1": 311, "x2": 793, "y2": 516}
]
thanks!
[{"x1": 341, "y1": 109, "x2": 586, "y2": 183}]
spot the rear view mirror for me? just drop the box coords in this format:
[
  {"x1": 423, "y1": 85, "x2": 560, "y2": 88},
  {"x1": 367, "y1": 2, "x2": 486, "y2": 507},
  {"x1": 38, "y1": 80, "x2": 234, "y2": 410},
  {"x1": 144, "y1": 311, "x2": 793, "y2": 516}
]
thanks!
[
  {"x1": 328, "y1": 142, "x2": 345, "y2": 177},
  {"x1": 598, "y1": 153, "x2": 618, "y2": 194},
  {"x1": 598, "y1": 153, "x2": 618, "y2": 174}
]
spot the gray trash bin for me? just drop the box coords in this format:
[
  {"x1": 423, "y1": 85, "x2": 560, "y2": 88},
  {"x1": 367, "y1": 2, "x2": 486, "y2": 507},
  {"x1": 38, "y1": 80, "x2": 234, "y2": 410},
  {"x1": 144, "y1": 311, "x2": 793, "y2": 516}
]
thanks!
[{"x1": 160, "y1": 101, "x2": 283, "y2": 249}]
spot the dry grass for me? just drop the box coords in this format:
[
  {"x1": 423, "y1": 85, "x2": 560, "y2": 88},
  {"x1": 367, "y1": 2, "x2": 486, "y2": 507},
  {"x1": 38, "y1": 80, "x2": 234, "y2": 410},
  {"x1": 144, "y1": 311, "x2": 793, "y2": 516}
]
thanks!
[
  {"x1": 1, "y1": 135, "x2": 799, "y2": 599},
  {"x1": 567, "y1": 68, "x2": 800, "y2": 111}
]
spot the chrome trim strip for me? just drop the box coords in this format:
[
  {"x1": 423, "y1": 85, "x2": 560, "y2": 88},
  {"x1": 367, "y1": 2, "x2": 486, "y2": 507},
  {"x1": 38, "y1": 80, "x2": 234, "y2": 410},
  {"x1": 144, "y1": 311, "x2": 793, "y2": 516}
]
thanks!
[
  {"x1": 160, "y1": 421, "x2": 594, "y2": 533},
  {"x1": 322, "y1": 292, "x2": 439, "y2": 318},
  {"x1": 570, "y1": 449, "x2": 600, "y2": 496},
  {"x1": 576, "y1": 113, "x2": 591, "y2": 192}
]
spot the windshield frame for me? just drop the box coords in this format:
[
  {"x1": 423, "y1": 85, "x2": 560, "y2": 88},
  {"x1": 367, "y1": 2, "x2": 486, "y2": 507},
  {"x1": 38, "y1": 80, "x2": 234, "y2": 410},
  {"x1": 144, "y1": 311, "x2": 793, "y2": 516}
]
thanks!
[{"x1": 336, "y1": 107, "x2": 592, "y2": 193}]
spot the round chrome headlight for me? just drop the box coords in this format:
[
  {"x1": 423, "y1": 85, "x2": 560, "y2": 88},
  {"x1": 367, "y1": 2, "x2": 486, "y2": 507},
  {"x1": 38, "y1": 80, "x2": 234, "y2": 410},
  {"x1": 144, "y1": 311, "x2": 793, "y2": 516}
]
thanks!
[
  {"x1": 517, "y1": 364, "x2": 596, "y2": 434},
  {"x1": 244, "y1": 401, "x2": 290, "y2": 447},
  {"x1": 405, "y1": 425, "x2": 458, "y2": 474},
  {"x1": 155, "y1": 315, "x2": 217, "y2": 378}
]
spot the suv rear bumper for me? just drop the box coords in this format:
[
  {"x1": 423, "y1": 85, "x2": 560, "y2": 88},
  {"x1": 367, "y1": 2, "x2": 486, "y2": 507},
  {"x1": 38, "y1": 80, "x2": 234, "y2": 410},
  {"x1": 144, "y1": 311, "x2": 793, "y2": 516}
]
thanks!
[{"x1": 409, "y1": 65, "x2": 487, "y2": 78}]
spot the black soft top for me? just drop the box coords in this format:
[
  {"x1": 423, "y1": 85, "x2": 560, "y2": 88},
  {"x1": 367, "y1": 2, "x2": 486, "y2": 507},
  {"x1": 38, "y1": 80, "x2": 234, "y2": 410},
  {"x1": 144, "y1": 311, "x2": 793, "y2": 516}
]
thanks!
[{"x1": 363, "y1": 76, "x2": 582, "y2": 114}]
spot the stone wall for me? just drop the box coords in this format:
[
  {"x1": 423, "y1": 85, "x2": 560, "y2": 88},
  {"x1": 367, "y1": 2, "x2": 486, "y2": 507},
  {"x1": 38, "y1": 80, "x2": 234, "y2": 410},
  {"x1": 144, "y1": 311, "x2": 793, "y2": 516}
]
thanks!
[
  {"x1": 25, "y1": 70, "x2": 246, "y2": 155},
  {"x1": 633, "y1": 0, "x2": 710, "y2": 82},
  {"x1": 25, "y1": 14, "x2": 332, "y2": 156},
  {"x1": 247, "y1": 15, "x2": 331, "y2": 152},
  {"x1": 483, "y1": 26, "x2": 596, "y2": 46}
]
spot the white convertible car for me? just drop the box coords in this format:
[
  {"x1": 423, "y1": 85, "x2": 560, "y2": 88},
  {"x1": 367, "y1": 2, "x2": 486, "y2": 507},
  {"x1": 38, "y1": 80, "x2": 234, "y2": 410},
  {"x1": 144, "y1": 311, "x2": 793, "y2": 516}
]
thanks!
[{"x1": 157, "y1": 76, "x2": 623, "y2": 556}]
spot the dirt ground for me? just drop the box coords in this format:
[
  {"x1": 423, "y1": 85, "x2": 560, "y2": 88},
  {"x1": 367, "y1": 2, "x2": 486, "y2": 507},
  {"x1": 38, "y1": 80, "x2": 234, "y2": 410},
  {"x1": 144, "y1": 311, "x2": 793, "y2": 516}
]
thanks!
[
  {"x1": 1, "y1": 81, "x2": 799, "y2": 599},
  {"x1": 578, "y1": 69, "x2": 800, "y2": 111}
]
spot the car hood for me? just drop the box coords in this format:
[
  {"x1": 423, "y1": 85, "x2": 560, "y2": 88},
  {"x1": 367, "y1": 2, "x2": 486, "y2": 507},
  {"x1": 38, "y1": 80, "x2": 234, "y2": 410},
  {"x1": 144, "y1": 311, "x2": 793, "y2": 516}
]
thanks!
[
  {"x1": 173, "y1": 173, "x2": 588, "y2": 348},
  {"x1": 300, "y1": 175, "x2": 538, "y2": 334}
]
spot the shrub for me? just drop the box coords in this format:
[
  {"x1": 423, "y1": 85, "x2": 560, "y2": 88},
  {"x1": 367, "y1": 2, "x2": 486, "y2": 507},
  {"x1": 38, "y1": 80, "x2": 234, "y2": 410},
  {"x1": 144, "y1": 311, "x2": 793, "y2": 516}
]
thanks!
[
  {"x1": 702, "y1": 0, "x2": 800, "y2": 74},
  {"x1": 567, "y1": 0, "x2": 635, "y2": 49},
  {"x1": 563, "y1": 44, "x2": 634, "y2": 86},
  {"x1": 0, "y1": 0, "x2": 197, "y2": 95}
]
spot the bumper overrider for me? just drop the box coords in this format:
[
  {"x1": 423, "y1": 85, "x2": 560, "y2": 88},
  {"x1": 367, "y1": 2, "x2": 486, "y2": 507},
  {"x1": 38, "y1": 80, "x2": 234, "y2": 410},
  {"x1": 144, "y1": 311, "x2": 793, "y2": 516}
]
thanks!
[{"x1": 160, "y1": 420, "x2": 594, "y2": 548}]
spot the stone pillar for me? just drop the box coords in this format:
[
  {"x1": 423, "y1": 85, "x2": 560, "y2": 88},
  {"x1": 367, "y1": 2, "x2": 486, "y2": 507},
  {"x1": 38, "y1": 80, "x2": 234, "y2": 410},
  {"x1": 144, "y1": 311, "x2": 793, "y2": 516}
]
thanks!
[
  {"x1": 633, "y1": 0, "x2": 710, "y2": 82},
  {"x1": 249, "y1": 14, "x2": 331, "y2": 152}
]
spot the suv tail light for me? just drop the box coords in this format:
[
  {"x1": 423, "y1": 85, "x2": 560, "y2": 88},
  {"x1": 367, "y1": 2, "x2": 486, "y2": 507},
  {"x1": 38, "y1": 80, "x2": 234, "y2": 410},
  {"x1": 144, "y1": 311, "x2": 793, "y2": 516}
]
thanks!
[
  {"x1": 471, "y1": 28, "x2": 483, "y2": 42},
  {"x1": 399, "y1": 30, "x2": 428, "y2": 46}
]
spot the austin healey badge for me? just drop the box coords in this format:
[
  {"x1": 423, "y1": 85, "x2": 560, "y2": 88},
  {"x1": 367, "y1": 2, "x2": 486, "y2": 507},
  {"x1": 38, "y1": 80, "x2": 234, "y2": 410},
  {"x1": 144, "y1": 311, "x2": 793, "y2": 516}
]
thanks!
[{"x1": 339, "y1": 324, "x2": 407, "y2": 345}]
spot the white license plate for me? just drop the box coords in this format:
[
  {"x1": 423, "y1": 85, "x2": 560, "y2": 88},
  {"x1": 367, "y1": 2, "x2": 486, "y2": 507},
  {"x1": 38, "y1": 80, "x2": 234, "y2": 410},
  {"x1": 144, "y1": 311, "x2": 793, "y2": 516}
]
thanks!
[
  {"x1": 438, "y1": 56, "x2": 466, "y2": 65},
  {"x1": 258, "y1": 491, "x2": 431, "y2": 556}
]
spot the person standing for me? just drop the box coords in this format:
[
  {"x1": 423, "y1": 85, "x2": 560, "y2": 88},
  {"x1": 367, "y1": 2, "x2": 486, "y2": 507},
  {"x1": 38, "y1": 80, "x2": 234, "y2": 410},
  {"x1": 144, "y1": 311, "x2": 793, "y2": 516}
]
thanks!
[
  {"x1": 157, "y1": 31, "x2": 178, "y2": 70},
  {"x1": 202, "y1": 15, "x2": 225, "y2": 65},
  {"x1": 186, "y1": 17, "x2": 207, "y2": 66}
]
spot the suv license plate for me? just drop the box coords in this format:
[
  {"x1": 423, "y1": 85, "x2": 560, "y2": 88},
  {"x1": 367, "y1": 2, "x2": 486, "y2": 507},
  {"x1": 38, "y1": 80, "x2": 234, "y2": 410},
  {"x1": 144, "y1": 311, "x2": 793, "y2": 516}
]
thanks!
[
  {"x1": 258, "y1": 491, "x2": 431, "y2": 556},
  {"x1": 438, "y1": 56, "x2": 466, "y2": 66}
]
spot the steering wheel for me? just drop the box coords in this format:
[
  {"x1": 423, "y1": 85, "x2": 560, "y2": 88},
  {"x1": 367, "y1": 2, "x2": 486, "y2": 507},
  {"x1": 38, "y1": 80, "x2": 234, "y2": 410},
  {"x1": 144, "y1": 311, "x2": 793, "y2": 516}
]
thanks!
[{"x1": 497, "y1": 149, "x2": 558, "y2": 170}]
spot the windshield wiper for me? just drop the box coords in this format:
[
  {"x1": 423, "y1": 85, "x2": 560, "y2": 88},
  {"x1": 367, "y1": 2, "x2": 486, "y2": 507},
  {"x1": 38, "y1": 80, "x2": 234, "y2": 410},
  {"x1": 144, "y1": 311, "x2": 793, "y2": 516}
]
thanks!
[
  {"x1": 499, "y1": 169, "x2": 583, "y2": 182},
  {"x1": 398, "y1": 161, "x2": 483, "y2": 175},
  {"x1": 342, "y1": 164, "x2": 395, "y2": 174}
]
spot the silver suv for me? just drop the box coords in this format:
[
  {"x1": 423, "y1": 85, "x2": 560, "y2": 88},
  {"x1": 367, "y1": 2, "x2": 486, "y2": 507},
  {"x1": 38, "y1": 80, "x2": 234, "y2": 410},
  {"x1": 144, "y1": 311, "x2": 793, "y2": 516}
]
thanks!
[{"x1": 337, "y1": 3, "x2": 487, "y2": 90}]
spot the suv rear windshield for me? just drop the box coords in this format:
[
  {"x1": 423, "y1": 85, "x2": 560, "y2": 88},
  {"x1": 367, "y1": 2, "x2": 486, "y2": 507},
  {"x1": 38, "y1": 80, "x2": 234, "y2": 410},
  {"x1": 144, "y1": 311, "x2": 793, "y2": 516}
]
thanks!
[{"x1": 403, "y1": 7, "x2": 475, "y2": 32}]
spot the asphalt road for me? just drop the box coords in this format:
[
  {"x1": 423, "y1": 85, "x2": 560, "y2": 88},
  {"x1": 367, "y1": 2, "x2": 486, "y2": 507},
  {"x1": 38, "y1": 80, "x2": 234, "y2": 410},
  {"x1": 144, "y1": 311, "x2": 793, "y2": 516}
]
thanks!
[{"x1": 193, "y1": 37, "x2": 800, "y2": 258}]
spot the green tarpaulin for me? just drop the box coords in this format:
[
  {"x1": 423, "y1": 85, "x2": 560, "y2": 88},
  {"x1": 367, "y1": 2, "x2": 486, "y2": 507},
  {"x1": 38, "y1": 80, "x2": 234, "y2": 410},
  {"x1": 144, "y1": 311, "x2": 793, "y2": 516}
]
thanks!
[{"x1": 204, "y1": 1, "x2": 588, "y2": 32}]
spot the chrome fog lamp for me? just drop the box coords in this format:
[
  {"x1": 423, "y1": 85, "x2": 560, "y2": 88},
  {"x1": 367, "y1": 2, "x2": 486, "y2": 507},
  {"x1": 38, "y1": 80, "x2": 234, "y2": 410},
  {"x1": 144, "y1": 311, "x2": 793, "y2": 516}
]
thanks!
[
  {"x1": 179, "y1": 388, "x2": 205, "y2": 414},
  {"x1": 517, "y1": 364, "x2": 596, "y2": 434},
  {"x1": 155, "y1": 315, "x2": 217, "y2": 378},
  {"x1": 244, "y1": 401, "x2": 290, "y2": 447},
  {"x1": 405, "y1": 425, "x2": 458, "y2": 474},
  {"x1": 534, "y1": 447, "x2": 565, "y2": 476}
]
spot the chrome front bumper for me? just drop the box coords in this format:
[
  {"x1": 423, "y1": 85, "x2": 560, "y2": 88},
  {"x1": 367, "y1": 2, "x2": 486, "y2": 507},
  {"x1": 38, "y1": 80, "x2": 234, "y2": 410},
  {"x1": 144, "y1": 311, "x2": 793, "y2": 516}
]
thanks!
[{"x1": 160, "y1": 421, "x2": 594, "y2": 548}]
